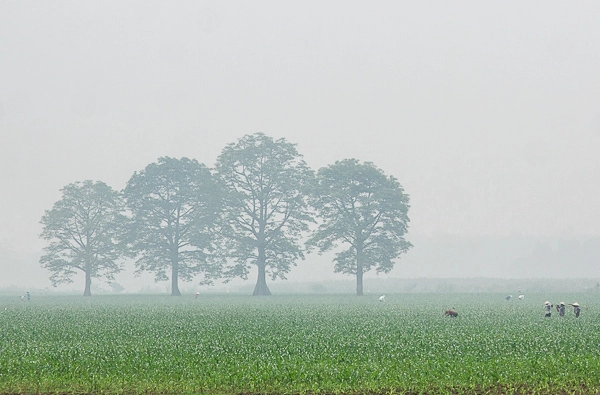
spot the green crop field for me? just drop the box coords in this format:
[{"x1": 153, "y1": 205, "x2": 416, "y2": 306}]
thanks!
[{"x1": 0, "y1": 293, "x2": 598, "y2": 395}]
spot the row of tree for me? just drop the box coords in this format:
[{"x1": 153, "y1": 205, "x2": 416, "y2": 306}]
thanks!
[{"x1": 39, "y1": 133, "x2": 412, "y2": 296}]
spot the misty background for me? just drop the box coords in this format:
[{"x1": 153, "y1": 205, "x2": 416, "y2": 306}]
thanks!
[{"x1": 1, "y1": 2, "x2": 599, "y2": 293}]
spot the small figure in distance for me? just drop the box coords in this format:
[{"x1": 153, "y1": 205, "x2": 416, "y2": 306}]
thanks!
[
  {"x1": 195, "y1": 291, "x2": 200, "y2": 299},
  {"x1": 444, "y1": 308, "x2": 458, "y2": 317},
  {"x1": 544, "y1": 301, "x2": 553, "y2": 317},
  {"x1": 26, "y1": 291, "x2": 30, "y2": 302},
  {"x1": 506, "y1": 295, "x2": 512, "y2": 301},
  {"x1": 518, "y1": 294, "x2": 524, "y2": 300},
  {"x1": 378, "y1": 295, "x2": 386, "y2": 302},
  {"x1": 558, "y1": 302, "x2": 566, "y2": 317},
  {"x1": 569, "y1": 302, "x2": 581, "y2": 318}
]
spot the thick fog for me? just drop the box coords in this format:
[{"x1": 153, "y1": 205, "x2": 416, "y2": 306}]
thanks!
[{"x1": 1, "y1": 2, "x2": 599, "y2": 292}]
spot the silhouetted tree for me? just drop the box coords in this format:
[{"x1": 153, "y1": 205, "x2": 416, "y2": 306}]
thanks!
[
  {"x1": 308, "y1": 159, "x2": 412, "y2": 296},
  {"x1": 215, "y1": 133, "x2": 314, "y2": 295},
  {"x1": 39, "y1": 180, "x2": 127, "y2": 296},
  {"x1": 123, "y1": 157, "x2": 223, "y2": 296}
]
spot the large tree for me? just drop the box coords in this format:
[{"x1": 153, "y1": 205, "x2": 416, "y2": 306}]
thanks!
[
  {"x1": 123, "y1": 157, "x2": 223, "y2": 296},
  {"x1": 39, "y1": 180, "x2": 127, "y2": 296},
  {"x1": 215, "y1": 133, "x2": 314, "y2": 295},
  {"x1": 307, "y1": 159, "x2": 412, "y2": 296}
]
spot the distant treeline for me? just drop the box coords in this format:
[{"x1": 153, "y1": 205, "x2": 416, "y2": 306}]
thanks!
[
  {"x1": 4, "y1": 277, "x2": 598, "y2": 296},
  {"x1": 239, "y1": 277, "x2": 600, "y2": 295}
]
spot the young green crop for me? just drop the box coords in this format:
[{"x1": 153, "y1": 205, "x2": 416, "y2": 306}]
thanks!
[{"x1": 0, "y1": 293, "x2": 597, "y2": 394}]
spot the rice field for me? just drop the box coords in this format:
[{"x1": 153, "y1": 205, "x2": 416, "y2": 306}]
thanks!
[{"x1": 0, "y1": 293, "x2": 599, "y2": 395}]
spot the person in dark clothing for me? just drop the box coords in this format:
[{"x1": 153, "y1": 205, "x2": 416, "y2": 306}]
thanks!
[{"x1": 570, "y1": 302, "x2": 581, "y2": 318}]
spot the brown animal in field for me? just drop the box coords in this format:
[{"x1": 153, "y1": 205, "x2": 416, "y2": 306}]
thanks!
[{"x1": 444, "y1": 309, "x2": 458, "y2": 317}]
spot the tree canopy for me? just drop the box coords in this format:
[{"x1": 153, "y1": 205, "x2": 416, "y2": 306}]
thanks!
[
  {"x1": 39, "y1": 180, "x2": 127, "y2": 296},
  {"x1": 123, "y1": 157, "x2": 223, "y2": 296},
  {"x1": 215, "y1": 133, "x2": 314, "y2": 295},
  {"x1": 308, "y1": 159, "x2": 412, "y2": 295}
]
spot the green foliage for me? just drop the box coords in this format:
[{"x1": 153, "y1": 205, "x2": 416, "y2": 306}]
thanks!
[
  {"x1": 215, "y1": 133, "x2": 314, "y2": 295},
  {"x1": 1, "y1": 294, "x2": 599, "y2": 395},
  {"x1": 124, "y1": 157, "x2": 224, "y2": 295},
  {"x1": 39, "y1": 180, "x2": 127, "y2": 296},
  {"x1": 308, "y1": 159, "x2": 412, "y2": 294}
]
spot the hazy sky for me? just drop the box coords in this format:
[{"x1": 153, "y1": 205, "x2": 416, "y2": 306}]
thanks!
[{"x1": 1, "y1": 2, "x2": 599, "y2": 290}]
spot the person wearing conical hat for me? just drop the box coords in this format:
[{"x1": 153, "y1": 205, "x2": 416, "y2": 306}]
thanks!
[
  {"x1": 569, "y1": 302, "x2": 581, "y2": 318},
  {"x1": 558, "y1": 302, "x2": 566, "y2": 317},
  {"x1": 544, "y1": 301, "x2": 553, "y2": 317}
]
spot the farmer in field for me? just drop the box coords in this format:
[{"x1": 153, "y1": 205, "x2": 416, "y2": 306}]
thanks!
[
  {"x1": 558, "y1": 302, "x2": 566, "y2": 317},
  {"x1": 544, "y1": 301, "x2": 553, "y2": 317},
  {"x1": 569, "y1": 302, "x2": 581, "y2": 318}
]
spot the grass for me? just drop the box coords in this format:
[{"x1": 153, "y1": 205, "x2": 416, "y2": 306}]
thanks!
[{"x1": 0, "y1": 293, "x2": 598, "y2": 394}]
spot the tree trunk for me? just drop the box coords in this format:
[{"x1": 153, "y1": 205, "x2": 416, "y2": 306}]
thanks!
[
  {"x1": 84, "y1": 269, "x2": 92, "y2": 296},
  {"x1": 171, "y1": 251, "x2": 181, "y2": 296},
  {"x1": 253, "y1": 263, "x2": 271, "y2": 295},
  {"x1": 356, "y1": 266, "x2": 364, "y2": 296},
  {"x1": 356, "y1": 245, "x2": 364, "y2": 296},
  {"x1": 253, "y1": 244, "x2": 271, "y2": 296}
]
